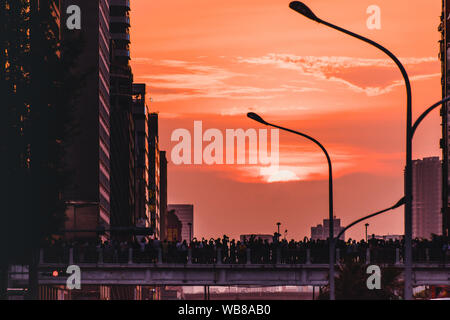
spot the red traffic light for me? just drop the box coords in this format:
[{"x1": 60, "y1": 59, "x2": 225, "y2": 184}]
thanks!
[{"x1": 52, "y1": 270, "x2": 59, "y2": 277}]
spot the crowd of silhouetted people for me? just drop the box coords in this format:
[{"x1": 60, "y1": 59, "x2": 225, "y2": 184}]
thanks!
[{"x1": 42, "y1": 233, "x2": 450, "y2": 265}]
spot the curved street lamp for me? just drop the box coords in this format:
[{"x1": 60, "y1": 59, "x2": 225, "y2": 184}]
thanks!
[
  {"x1": 327, "y1": 95, "x2": 450, "y2": 298},
  {"x1": 289, "y1": 1, "x2": 413, "y2": 299},
  {"x1": 332, "y1": 95, "x2": 450, "y2": 250},
  {"x1": 332, "y1": 96, "x2": 450, "y2": 238},
  {"x1": 247, "y1": 112, "x2": 336, "y2": 300},
  {"x1": 412, "y1": 96, "x2": 450, "y2": 137},
  {"x1": 245, "y1": 95, "x2": 449, "y2": 298},
  {"x1": 335, "y1": 197, "x2": 406, "y2": 242}
]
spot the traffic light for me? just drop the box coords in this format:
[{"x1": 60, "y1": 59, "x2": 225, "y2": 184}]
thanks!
[{"x1": 40, "y1": 267, "x2": 68, "y2": 278}]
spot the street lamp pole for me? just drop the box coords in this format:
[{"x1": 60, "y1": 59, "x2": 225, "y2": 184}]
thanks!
[
  {"x1": 330, "y1": 95, "x2": 448, "y2": 294},
  {"x1": 289, "y1": 1, "x2": 413, "y2": 299},
  {"x1": 412, "y1": 96, "x2": 450, "y2": 137},
  {"x1": 247, "y1": 112, "x2": 335, "y2": 300},
  {"x1": 188, "y1": 222, "x2": 192, "y2": 244},
  {"x1": 334, "y1": 198, "x2": 405, "y2": 242}
]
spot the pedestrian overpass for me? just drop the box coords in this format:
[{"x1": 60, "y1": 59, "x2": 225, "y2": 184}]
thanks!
[
  {"x1": 7, "y1": 247, "x2": 450, "y2": 288},
  {"x1": 28, "y1": 262, "x2": 449, "y2": 287}
]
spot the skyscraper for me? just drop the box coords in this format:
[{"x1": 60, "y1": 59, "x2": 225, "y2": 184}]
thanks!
[
  {"x1": 61, "y1": 0, "x2": 111, "y2": 238},
  {"x1": 440, "y1": 0, "x2": 450, "y2": 237},
  {"x1": 109, "y1": 0, "x2": 135, "y2": 235},
  {"x1": 149, "y1": 113, "x2": 161, "y2": 238},
  {"x1": 412, "y1": 157, "x2": 442, "y2": 239},
  {"x1": 160, "y1": 151, "x2": 168, "y2": 241},
  {"x1": 132, "y1": 83, "x2": 150, "y2": 228}
]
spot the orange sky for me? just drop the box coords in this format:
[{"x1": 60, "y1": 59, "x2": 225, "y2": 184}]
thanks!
[{"x1": 130, "y1": 0, "x2": 443, "y2": 241}]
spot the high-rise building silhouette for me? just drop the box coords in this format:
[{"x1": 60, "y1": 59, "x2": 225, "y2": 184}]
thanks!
[
  {"x1": 160, "y1": 151, "x2": 168, "y2": 241},
  {"x1": 149, "y1": 113, "x2": 161, "y2": 238},
  {"x1": 412, "y1": 157, "x2": 442, "y2": 239},
  {"x1": 132, "y1": 83, "x2": 150, "y2": 228},
  {"x1": 61, "y1": 0, "x2": 111, "y2": 239},
  {"x1": 109, "y1": 0, "x2": 136, "y2": 235},
  {"x1": 440, "y1": 0, "x2": 450, "y2": 237},
  {"x1": 132, "y1": 86, "x2": 166, "y2": 239}
]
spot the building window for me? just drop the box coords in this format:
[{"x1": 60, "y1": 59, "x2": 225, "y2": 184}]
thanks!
[
  {"x1": 99, "y1": 161, "x2": 110, "y2": 181},
  {"x1": 100, "y1": 185, "x2": 110, "y2": 203},
  {"x1": 99, "y1": 138, "x2": 110, "y2": 159}
]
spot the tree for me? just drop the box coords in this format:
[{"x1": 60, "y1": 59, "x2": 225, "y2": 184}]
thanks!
[
  {"x1": 319, "y1": 260, "x2": 403, "y2": 300},
  {"x1": 0, "y1": 0, "x2": 32, "y2": 299},
  {"x1": 0, "y1": 0, "x2": 84, "y2": 299}
]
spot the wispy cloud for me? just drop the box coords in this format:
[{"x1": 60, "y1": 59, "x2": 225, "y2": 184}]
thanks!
[
  {"x1": 237, "y1": 54, "x2": 439, "y2": 96},
  {"x1": 220, "y1": 104, "x2": 310, "y2": 116},
  {"x1": 134, "y1": 58, "x2": 312, "y2": 102}
]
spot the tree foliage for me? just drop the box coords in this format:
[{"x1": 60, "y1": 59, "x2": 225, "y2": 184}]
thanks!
[
  {"x1": 319, "y1": 260, "x2": 403, "y2": 300},
  {"x1": 0, "y1": 0, "x2": 82, "y2": 264}
]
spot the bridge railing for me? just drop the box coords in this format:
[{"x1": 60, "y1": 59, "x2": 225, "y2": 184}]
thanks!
[
  {"x1": 412, "y1": 247, "x2": 447, "y2": 263},
  {"x1": 39, "y1": 246, "x2": 449, "y2": 265}
]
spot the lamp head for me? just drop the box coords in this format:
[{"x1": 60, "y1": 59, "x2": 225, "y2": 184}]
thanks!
[
  {"x1": 289, "y1": 1, "x2": 320, "y2": 22},
  {"x1": 394, "y1": 197, "x2": 406, "y2": 209},
  {"x1": 247, "y1": 112, "x2": 268, "y2": 125}
]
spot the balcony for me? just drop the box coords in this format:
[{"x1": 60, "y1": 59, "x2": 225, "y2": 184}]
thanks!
[
  {"x1": 112, "y1": 33, "x2": 130, "y2": 41},
  {"x1": 110, "y1": 16, "x2": 130, "y2": 26},
  {"x1": 114, "y1": 49, "x2": 130, "y2": 59},
  {"x1": 110, "y1": 0, "x2": 130, "y2": 9}
]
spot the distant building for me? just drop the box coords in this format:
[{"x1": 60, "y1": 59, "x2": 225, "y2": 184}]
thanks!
[
  {"x1": 311, "y1": 217, "x2": 345, "y2": 241},
  {"x1": 159, "y1": 151, "x2": 168, "y2": 241},
  {"x1": 166, "y1": 210, "x2": 182, "y2": 242},
  {"x1": 240, "y1": 234, "x2": 273, "y2": 243},
  {"x1": 412, "y1": 157, "x2": 442, "y2": 239},
  {"x1": 149, "y1": 113, "x2": 160, "y2": 238},
  {"x1": 373, "y1": 234, "x2": 403, "y2": 241},
  {"x1": 168, "y1": 204, "x2": 193, "y2": 242}
]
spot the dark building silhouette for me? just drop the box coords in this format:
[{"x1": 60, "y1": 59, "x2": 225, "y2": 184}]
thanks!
[
  {"x1": 61, "y1": 0, "x2": 111, "y2": 239},
  {"x1": 440, "y1": 0, "x2": 450, "y2": 237},
  {"x1": 131, "y1": 85, "x2": 167, "y2": 240},
  {"x1": 109, "y1": 0, "x2": 135, "y2": 235},
  {"x1": 311, "y1": 217, "x2": 345, "y2": 241},
  {"x1": 132, "y1": 83, "x2": 150, "y2": 228},
  {"x1": 149, "y1": 113, "x2": 161, "y2": 238},
  {"x1": 168, "y1": 205, "x2": 193, "y2": 242},
  {"x1": 166, "y1": 210, "x2": 182, "y2": 242},
  {"x1": 160, "y1": 151, "x2": 168, "y2": 241}
]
